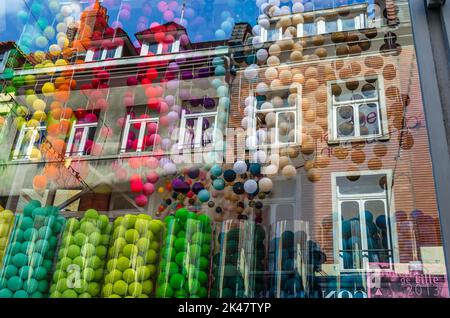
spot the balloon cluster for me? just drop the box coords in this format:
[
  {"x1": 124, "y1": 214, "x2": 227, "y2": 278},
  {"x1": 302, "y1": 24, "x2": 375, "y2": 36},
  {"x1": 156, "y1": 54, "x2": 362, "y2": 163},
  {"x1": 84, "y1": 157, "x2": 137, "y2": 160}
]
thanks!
[
  {"x1": 0, "y1": 210, "x2": 14, "y2": 267},
  {"x1": 211, "y1": 220, "x2": 266, "y2": 298},
  {"x1": 101, "y1": 214, "x2": 164, "y2": 298},
  {"x1": 50, "y1": 209, "x2": 111, "y2": 298},
  {"x1": 0, "y1": 201, "x2": 65, "y2": 298},
  {"x1": 156, "y1": 208, "x2": 211, "y2": 298}
]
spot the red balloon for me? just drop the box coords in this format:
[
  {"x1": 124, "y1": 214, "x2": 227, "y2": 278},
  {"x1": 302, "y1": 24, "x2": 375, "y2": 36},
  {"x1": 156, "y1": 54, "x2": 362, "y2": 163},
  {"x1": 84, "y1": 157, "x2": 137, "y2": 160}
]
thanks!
[
  {"x1": 135, "y1": 194, "x2": 148, "y2": 207},
  {"x1": 130, "y1": 180, "x2": 144, "y2": 193},
  {"x1": 146, "y1": 69, "x2": 158, "y2": 80}
]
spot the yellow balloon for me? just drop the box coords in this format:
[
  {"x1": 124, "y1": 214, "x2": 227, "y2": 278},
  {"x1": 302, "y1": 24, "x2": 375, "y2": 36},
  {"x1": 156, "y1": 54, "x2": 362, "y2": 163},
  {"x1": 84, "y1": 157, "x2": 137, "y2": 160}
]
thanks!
[
  {"x1": 26, "y1": 119, "x2": 40, "y2": 128},
  {"x1": 32, "y1": 110, "x2": 47, "y2": 122},
  {"x1": 42, "y1": 82, "x2": 55, "y2": 97},
  {"x1": 32, "y1": 99, "x2": 46, "y2": 112},
  {"x1": 25, "y1": 94, "x2": 38, "y2": 106},
  {"x1": 30, "y1": 148, "x2": 42, "y2": 161}
]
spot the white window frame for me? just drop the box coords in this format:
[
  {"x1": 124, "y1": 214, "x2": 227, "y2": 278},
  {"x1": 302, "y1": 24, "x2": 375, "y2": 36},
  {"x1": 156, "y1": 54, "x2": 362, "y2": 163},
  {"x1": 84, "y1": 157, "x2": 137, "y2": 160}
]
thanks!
[
  {"x1": 327, "y1": 75, "x2": 389, "y2": 144},
  {"x1": 65, "y1": 121, "x2": 98, "y2": 157},
  {"x1": 248, "y1": 84, "x2": 302, "y2": 150},
  {"x1": 140, "y1": 40, "x2": 180, "y2": 56},
  {"x1": 120, "y1": 114, "x2": 159, "y2": 153},
  {"x1": 297, "y1": 11, "x2": 368, "y2": 37},
  {"x1": 332, "y1": 169, "x2": 400, "y2": 274},
  {"x1": 261, "y1": 26, "x2": 283, "y2": 42},
  {"x1": 12, "y1": 125, "x2": 46, "y2": 161},
  {"x1": 85, "y1": 46, "x2": 123, "y2": 62},
  {"x1": 178, "y1": 110, "x2": 218, "y2": 150},
  {"x1": 0, "y1": 50, "x2": 9, "y2": 73}
]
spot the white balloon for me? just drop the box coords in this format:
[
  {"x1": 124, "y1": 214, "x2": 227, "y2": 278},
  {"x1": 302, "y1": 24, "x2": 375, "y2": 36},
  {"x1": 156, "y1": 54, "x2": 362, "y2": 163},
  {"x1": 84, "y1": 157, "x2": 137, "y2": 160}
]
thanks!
[
  {"x1": 233, "y1": 161, "x2": 248, "y2": 174},
  {"x1": 259, "y1": 177, "x2": 273, "y2": 192},
  {"x1": 253, "y1": 150, "x2": 267, "y2": 164},
  {"x1": 244, "y1": 180, "x2": 258, "y2": 194}
]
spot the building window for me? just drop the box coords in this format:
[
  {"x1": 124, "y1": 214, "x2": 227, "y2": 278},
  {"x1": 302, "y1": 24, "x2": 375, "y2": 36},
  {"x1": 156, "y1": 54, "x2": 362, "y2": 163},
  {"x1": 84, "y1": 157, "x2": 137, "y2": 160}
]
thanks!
[
  {"x1": 297, "y1": 11, "x2": 367, "y2": 37},
  {"x1": 0, "y1": 50, "x2": 9, "y2": 73},
  {"x1": 328, "y1": 77, "x2": 387, "y2": 143},
  {"x1": 85, "y1": 46, "x2": 123, "y2": 62},
  {"x1": 65, "y1": 112, "x2": 99, "y2": 157},
  {"x1": 140, "y1": 40, "x2": 180, "y2": 56},
  {"x1": 178, "y1": 110, "x2": 217, "y2": 150},
  {"x1": 261, "y1": 26, "x2": 282, "y2": 42},
  {"x1": 334, "y1": 171, "x2": 395, "y2": 272},
  {"x1": 249, "y1": 87, "x2": 300, "y2": 148},
  {"x1": 120, "y1": 107, "x2": 159, "y2": 153},
  {"x1": 12, "y1": 124, "x2": 46, "y2": 161}
]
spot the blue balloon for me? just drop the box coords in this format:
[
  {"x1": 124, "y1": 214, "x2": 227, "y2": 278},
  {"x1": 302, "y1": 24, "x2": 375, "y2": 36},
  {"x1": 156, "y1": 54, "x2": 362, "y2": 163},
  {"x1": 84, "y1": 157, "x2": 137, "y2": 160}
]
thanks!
[
  {"x1": 249, "y1": 163, "x2": 261, "y2": 175},
  {"x1": 376, "y1": 215, "x2": 387, "y2": 229},
  {"x1": 364, "y1": 210, "x2": 373, "y2": 223},
  {"x1": 210, "y1": 164, "x2": 223, "y2": 177},
  {"x1": 212, "y1": 178, "x2": 225, "y2": 190},
  {"x1": 198, "y1": 189, "x2": 210, "y2": 202}
]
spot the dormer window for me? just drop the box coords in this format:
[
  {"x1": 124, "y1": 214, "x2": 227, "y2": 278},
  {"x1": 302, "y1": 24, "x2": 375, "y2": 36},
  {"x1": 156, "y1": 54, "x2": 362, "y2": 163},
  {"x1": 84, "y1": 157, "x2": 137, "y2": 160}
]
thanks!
[
  {"x1": 0, "y1": 50, "x2": 9, "y2": 72},
  {"x1": 140, "y1": 39, "x2": 180, "y2": 56},
  {"x1": 85, "y1": 46, "x2": 123, "y2": 62}
]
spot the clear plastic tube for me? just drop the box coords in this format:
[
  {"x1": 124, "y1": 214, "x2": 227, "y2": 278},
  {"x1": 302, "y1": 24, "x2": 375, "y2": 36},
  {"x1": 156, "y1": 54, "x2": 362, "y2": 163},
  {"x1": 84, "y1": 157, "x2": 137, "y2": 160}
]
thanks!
[{"x1": 50, "y1": 209, "x2": 112, "y2": 298}]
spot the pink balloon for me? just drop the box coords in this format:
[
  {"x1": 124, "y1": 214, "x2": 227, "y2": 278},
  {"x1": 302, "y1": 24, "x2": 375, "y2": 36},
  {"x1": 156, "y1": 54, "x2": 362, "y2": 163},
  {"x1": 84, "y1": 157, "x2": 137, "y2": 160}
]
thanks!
[
  {"x1": 91, "y1": 143, "x2": 103, "y2": 156},
  {"x1": 115, "y1": 168, "x2": 128, "y2": 180},
  {"x1": 135, "y1": 194, "x2": 148, "y2": 207},
  {"x1": 100, "y1": 126, "x2": 113, "y2": 138},
  {"x1": 143, "y1": 182, "x2": 155, "y2": 195},
  {"x1": 157, "y1": 1, "x2": 168, "y2": 12},
  {"x1": 147, "y1": 122, "x2": 158, "y2": 134},
  {"x1": 149, "y1": 134, "x2": 161, "y2": 145},
  {"x1": 146, "y1": 171, "x2": 159, "y2": 183},
  {"x1": 159, "y1": 115, "x2": 169, "y2": 127},
  {"x1": 163, "y1": 10, "x2": 175, "y2": 22},
  {"x1": 144, "y1": 157, "x2": 159, "y2": 168}
]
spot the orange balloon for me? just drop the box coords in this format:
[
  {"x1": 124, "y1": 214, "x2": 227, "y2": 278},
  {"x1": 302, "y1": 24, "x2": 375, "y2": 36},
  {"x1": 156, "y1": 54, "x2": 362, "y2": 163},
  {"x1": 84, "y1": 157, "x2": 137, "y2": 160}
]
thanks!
[
  {"x1": 44, "y1": 164, "x2": 58, "y2": 179},
  {"x1": 61, "y1": 107, "x2": 73, "y2": 119},
  {"x1": 55, "y1": 77, "x2": 66, "y2": 88},
  {"x1": 33, "y1": 175, "x2": 47, "y2": 191},
  {"x1": 59, "y1": 120, "x2": 71, "y2": 135},
  {"x1": 54, "y1": 90, "x2": 70, "y2": 102},
  {"x1": 50, "y1": 138, "x2": 66, "y2": 155},
  {"x1": 50, "y1": 101, "x2": 62, "y2": 110},
  {"x1": 50, "y1": 108, "x2": 62, "y2": 120},
  {"x1": 47, "y1": 123, "x2": 61, "y2": 136}
]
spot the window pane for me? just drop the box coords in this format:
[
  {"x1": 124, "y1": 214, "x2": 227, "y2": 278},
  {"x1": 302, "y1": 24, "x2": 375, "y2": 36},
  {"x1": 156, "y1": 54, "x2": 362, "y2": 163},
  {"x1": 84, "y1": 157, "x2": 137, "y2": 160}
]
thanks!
[
  {"x1": 326, "y1": 19, "x2": 338, "y2": 33},
  {"x1": 68, "y1": 125, "x2": 97, "y2": 156},
  {"x1": 182, "y1": 115, "x2": 215, "y2": 149},
  {"x1": 14, "y1": 127, "x2": 46, "y2": 160},
  {"x1": 337, "y1": 174, "x2": 388, "y2": 196},
  {"x1": 359, "y1": 103, "x2": 380, "y2": 136},
  {"x1": 342, "y1": 17, "x2": 356, "y2": 31},
  {"x1": 105, "y1": 48, "x2": 116, "y2": 59},
  {"x1": 92, "y1": 50, "x2": 101, "y2": 61},
  {"x1": 341, "y1": 201, "x2": 363, "y2": 270},
  {"x1": 336, "y1": 105, "x2": 355, "y2": 138},
  {"x1": 267, "y1": 28, "x2": 280, "y2": 41},
  {"x1": 303, "y1": 22, "x2": 316, "y2": 36},
  {"x1": 277, "y1": 111, "x2": 296, "y2": 144},
  {"x1": 364, "y1": 200, "x2": 392, "y2": 268}
]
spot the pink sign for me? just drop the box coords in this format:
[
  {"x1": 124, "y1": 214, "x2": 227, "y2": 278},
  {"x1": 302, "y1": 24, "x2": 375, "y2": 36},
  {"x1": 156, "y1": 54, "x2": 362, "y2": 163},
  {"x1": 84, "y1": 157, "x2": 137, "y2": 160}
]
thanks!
[{"x1": 366, "y1": 264, "x2": 449, "y2": 298}]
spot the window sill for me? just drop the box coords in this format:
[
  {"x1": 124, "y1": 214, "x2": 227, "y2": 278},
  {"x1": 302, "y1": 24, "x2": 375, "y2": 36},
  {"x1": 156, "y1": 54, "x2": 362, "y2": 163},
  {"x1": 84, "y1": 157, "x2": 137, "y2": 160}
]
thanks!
[{"x1": 328, "y1": 135, "x2": 390, "y2": 145}]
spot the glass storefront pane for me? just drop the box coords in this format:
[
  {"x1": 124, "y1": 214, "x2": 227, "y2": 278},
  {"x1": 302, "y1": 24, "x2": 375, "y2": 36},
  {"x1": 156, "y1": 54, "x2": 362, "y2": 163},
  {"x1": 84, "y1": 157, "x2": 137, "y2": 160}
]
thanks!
[{"x1": 0, "y1": 0, "x2": 448, "y2": 300}]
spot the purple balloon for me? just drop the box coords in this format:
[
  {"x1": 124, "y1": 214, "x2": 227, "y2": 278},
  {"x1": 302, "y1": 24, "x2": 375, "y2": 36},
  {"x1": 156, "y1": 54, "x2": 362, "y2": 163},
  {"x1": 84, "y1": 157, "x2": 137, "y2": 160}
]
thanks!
[
  {"x1": 192, "y1": 182, "x2": 205, "y2": 194},
  {"x1": 181, "y1": 70, "x2": 193, "y2": 80},
  {"x1": 203, "y1": 97, "x2": 216, "y2": 109}
]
